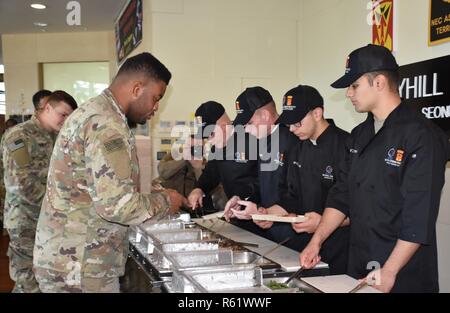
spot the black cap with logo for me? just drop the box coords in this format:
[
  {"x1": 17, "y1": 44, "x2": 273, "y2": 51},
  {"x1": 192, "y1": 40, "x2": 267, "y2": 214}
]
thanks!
[
  {"x1": 194, "y1": 101, "x2": 225, "y2": 138},
  {"x1": 233, "y1": 87, "x2": 274, "y2": 126},
  {"x1": 331, "y1": 44, "x2": 399, "y2": 89},
  {"x1": 276, "y1": 85, "x2": 324, "y2": 125}
]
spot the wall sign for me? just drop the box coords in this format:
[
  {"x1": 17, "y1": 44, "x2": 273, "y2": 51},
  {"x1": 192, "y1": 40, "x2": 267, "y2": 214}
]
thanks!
[
  {"x1": 429, "y1": 0, "x2": 450, "y2": 46},
  {"x1": 115, "y1": 0, "x2": 143, "y2": 64},
  {"x1": 372, "y1": 0, "x2": 394, "y2": 51},
  {"x1": 399, "y1": 55, "x2": 450, "y2": 137}
]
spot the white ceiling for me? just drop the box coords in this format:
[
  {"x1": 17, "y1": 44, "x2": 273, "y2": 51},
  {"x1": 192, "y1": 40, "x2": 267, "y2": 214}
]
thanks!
[{"x1": 0, "y1": 0, "x2": 129, "y2": 63}]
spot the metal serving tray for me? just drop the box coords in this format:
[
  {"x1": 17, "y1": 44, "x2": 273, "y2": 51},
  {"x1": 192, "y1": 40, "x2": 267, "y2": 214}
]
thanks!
[
  {"x1": 172, "y1": 265, "x2": 267, "y2": 293},
  {"x1": 141, "y1": 229, "x2": 204, "y2": 254},
  {"x1": 151, "y1": 240, "x2": 221, "y2": 270}
]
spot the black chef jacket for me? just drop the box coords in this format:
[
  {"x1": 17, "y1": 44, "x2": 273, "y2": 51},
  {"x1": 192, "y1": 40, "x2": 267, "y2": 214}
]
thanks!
[
  {"x1": 235, "y1": 124, "x2": 299, "y2": 239},
  {"x1": 326, "y1": 103, "x2": 450, "y2": 292},
  {"x1": 269, "y1": 122, "x2": 351, "y2": 274},
  {"x1": 258, "y1": 124, "x2": 299, "y2": 208},
  {"x1": 196, "y1": 130, "x2": 260, "y2": 205}
]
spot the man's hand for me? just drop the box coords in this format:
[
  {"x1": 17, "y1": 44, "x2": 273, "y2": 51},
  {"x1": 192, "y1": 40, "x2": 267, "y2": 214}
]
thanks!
[
  {"x1": 364, "y1": 268, "x2": 396, "y2": 293},
  {"x1": 230, "y1": 200, "x2": 258, "y2": 220},
  {"x1": 292, "y1": 212, "x2": 321, "y2": 234},
  {"x1": 299, "y1": 241, "x2": 322, "y2": 269},
  {"x1": 187, "y1": 188, "x2": 204, "y2": 210},
  {"x1": 253, "y1": 207, "x2": 273, "y2": 229},
  {"x1": 223, "y1": 196, "x2": 241, "y2": 221},
  {"x1": 164, "y1": 189, "x2": 188, "y2": 214},
  {"x1": 230, "y1": 200, "x2": 259, "y2": 220}
]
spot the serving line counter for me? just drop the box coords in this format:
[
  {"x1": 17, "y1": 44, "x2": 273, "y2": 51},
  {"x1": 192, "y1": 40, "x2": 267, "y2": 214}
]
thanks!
[{"x1": 121, "y1": 215, "x2": 329, "y2": 293}]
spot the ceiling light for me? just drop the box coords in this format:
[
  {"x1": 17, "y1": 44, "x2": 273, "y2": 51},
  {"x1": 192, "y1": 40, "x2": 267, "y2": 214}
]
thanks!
[
  {"x1": 34, "y1": 22, "x2": 48, "y2": 27},
  {"x1": 31, "y1": 4, "x2": 47, "y2": 10}
]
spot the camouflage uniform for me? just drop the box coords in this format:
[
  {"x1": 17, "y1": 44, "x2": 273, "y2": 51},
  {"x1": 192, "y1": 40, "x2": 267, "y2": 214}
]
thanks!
[
  {"x1": 33, "y1": 89, "x2": 171, "y2": 293},
  {"x1": 0, "y1": 133, "x2": 6, "y2": 229},
  {"x1": 154, "y1": 153, "x2": 228, "y2": 214},
  {"x1": 2, "y1": 116, "x2": 55, "y2": 293},
  {"x1": 155, "y1": 153, "x2": 202, "y2": 197}
]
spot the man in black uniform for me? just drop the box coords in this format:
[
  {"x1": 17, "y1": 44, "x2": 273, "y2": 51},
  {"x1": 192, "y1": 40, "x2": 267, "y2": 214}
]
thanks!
[
  {"x1": 223, "y1": 87, "x2": 299, "y2": 215},
  {"x1": 235, "y1": 85, "x2": 350, "y2": 274},
  {"x1": 188, "y1": 101, "x2": 260, "y2": 212},
  {"x1": 223, "y1": 87, "x2": 299, "y2": 239},
  {"x1": 300, "y1": 44, "x2": 450, "y2": 292}
]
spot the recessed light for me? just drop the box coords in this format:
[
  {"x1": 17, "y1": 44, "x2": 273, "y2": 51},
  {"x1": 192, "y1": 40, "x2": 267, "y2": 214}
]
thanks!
[
  {"x1": 31, "y1": 3, "x2": 47, "y2": 10},
  {"x1": 34, "y1": 22, "x2": 48, "y2": 27}
]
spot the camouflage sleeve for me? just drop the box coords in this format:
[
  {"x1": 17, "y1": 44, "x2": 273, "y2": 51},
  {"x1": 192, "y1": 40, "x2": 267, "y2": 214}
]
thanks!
[
  {"x1": 0, "y1": 134, "x2": 5, "y2": 188},
  {"x1": 85, "y1": 120, "x2": 171, "y2": 226},
  {"x1": 3, "y1": 133, "x2": 46, "y2": 206}
]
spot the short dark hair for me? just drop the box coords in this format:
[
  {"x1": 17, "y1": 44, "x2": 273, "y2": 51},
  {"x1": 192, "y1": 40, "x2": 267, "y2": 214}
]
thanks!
[
  {"x1": 5, "y1": 118, "x2": 18, "y2": 128},
  {"x1": 32, "y1": 90, "x2": 52, "y2": 110},
  {"x1": 115, "y1": 52, "x2": 172, "y2": 84},
  {"x1": 366, "y1": 70, "x2": 400, "y2": 93},
  {"x1": 47, "y1": 90, "x2": 78, "y2": 111}
]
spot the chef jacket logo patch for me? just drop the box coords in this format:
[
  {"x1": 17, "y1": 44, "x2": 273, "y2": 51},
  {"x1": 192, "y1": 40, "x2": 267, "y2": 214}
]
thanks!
[
  {"x1": 274, "y1": 152, "x2": 285, "y2": 167},
  {"x1": 385, "y1": 148, "x2": 404, "y2": 167},
  {"x1": 395, "y1": 150, "x2": 404, "y2": 162},
  {"x1": 235, "y1": 152, "x2": 248, "y2": 163},
  {"x1": 322, "y1": 165, "x2": 334, "y2": 180}
]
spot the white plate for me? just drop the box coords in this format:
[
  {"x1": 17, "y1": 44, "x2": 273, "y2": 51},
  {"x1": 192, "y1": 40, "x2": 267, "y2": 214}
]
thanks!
[
  {"x1": 251, "y1": 214, "x2": 307, "y2": 223},
  {"x1": 302, "y1": 275, "x2": 381, "y2": 293}
]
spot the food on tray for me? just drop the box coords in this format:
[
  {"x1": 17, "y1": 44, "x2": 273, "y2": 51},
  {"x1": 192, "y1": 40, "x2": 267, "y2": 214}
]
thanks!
[{"x1": 266, "y1": 280, "x2": 290, "y2": 290}]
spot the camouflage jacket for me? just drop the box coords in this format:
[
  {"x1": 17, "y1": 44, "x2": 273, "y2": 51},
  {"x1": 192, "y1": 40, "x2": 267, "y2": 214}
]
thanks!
[
  {"x1": 34, "y1": 89, "x2": 171, "y2": 280},
  {"x1": 2, "y1": 116, "x2": 54, "y2": 230}
]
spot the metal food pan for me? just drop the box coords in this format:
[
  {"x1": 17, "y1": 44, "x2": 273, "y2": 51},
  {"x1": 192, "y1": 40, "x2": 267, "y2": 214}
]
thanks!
[
  {"x1": 140, "y1": 220, "x2": 184, "y2": 234},
  {"x1": 181, "y1": 265, "x2": 264, "y2": 293},
  {"x1": 262, "y1": 274, "x2": 322, "y2": 293},
  {"x1": 141, "y1": 229, "x2": 204, "y2": 254},
  {"x1": 167, "y1": 249, "x2": 233, "y2": 270},
  {"x1": 152, "y1": 240, "x2": 221, "y2": 270}
]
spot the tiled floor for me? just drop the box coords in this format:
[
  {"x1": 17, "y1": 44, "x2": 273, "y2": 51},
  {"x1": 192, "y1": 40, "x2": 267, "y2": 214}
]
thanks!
[{"x1": 0, "y1": 231, "x2": 13, "y2": 293}]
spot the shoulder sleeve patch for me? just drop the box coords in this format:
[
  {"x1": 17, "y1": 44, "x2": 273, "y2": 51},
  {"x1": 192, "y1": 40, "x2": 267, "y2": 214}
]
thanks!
[
  {"x1": 102, "y1": 137, "x2": 131, "y2": 180},
  {"x1": 104, "y1": 138, "x2": 126, "y2": 153},
  {"x1": 7, "y1": 139, "x2": 31, "y2": 167}
]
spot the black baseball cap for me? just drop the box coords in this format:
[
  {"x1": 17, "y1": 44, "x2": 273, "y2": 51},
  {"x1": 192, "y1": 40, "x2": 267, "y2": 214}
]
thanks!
[
  {"x1": 331, "y1": 44, "x2": 399, "y2": 89},
  {"x1": 232, "y1": 87, "x2": 274, "y2": 126},
  {"x1": 276, "y1": 85, "x2": 324, "y2": 125},
  {"x1": 194, "y1": 101, "x2": 225, "y2": 138}
]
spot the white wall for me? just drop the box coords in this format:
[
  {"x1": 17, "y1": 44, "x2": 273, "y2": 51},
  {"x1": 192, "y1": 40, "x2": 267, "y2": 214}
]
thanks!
[
  {"x1": 300, "y1": 0, "x2": 450, "y2": 292},
  {"x1": 2, "y1": 31, "x2": 116, "y2": 116},
  {"x1": 147, "y1": 0, "x2": 301, "y2": 126}
]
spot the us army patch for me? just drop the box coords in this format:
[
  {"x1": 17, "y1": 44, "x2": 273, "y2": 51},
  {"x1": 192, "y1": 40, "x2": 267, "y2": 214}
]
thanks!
[
  {"x1": 7, "y1": 139, "x2": 31, "y2": 167},
  {"x1": 104, "y1": 138, "x2": 126, "y2": 153},
  {"x1": 103, "y1": 138, "x2": 131, "y2": 180},
  {"x1": 7, "y1": 139, "x2": 25, "y2": 152}
]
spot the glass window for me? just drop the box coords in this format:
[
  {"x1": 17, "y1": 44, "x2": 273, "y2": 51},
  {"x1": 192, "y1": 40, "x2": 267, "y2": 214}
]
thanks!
[{"x1": 43, "y1": 62, "x2": 110, "y2": 106}]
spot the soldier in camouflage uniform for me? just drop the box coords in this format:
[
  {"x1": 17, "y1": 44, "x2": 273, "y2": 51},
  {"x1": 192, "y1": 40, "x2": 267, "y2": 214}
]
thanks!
[
  {"x1": 1, "y1": 118, "x2": 19, "y2": 233},
  {"x1": 1, "y1": 91, "x2": 51, "y2": 232},
  {"x1": 2, "y1": 91, "x2": 77, "y2": 293},
  {"x1": 33, "y1": 52, "x2": 187, "y2": 293},
  {"x1": 154, "y1": 137, "x2": 228, "y2": 215}
]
